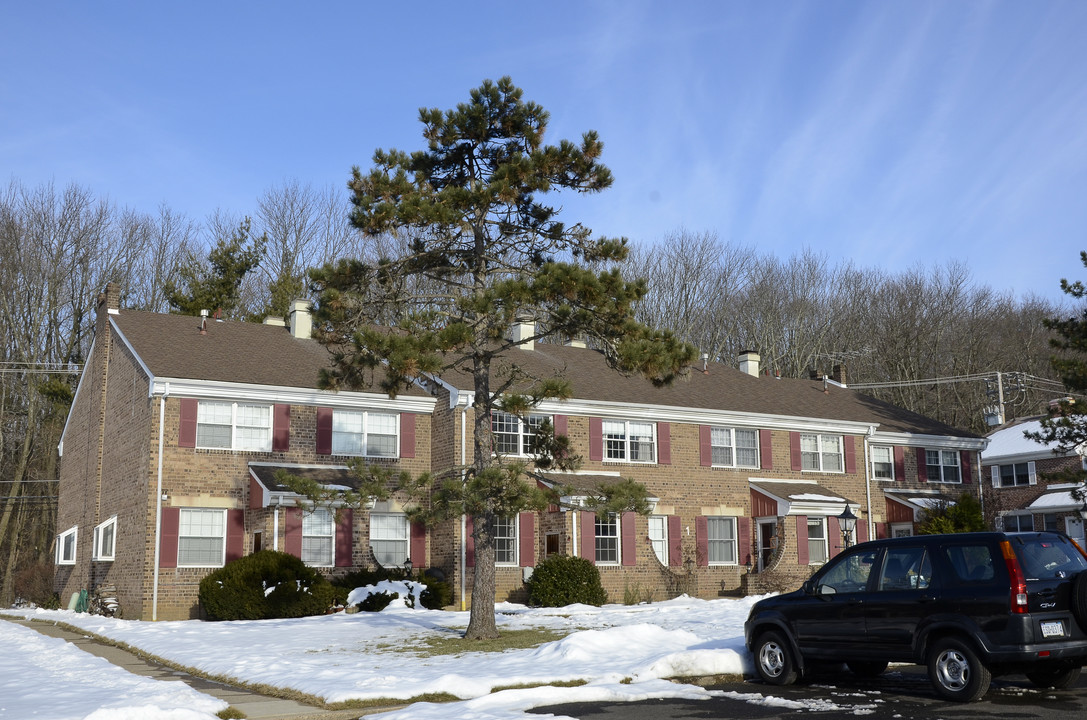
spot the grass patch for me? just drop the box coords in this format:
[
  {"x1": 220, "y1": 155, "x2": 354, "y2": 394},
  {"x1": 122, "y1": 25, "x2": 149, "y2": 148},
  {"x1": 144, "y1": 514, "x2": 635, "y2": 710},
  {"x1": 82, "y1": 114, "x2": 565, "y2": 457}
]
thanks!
[
  {"x1": 378, "y1": 627, "x2": 572, "y2": 657},
  {"x1": 216, "y1": 708, "x2": 246, "y2": 719},
  {"x1": 491, "y1": 679, "x2": 587, "y2": 693}
]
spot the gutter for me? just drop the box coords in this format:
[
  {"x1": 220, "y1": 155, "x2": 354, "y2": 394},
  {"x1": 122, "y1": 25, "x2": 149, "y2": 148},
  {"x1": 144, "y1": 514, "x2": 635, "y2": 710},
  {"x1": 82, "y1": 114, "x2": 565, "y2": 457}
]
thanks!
[{"x1": 151, "y1": 383, "x2": 169, "y2": 621}]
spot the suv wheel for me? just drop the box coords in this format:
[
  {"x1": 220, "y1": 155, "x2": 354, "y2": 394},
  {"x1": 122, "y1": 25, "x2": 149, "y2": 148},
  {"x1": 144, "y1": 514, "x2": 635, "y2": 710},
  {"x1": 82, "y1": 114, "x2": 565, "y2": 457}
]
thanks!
[
  {"x1": 754, "y1": 630, "x2": 799, "y2": 686},
  {"x1": 927, "y1": 637, "x2": 991, "y2": 702},
  {"x1": 1026, "y1": 666, "x2": 1081, "y2": 689},
  {"x1": 1072, "y1": 572, "x2": 1087, "y2": 632}
]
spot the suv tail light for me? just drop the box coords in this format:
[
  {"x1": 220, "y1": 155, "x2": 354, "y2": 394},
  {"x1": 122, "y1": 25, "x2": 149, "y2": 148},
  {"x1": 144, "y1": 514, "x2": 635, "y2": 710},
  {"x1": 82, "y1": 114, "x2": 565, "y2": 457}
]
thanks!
[{"x1": 1000, "y1": 540, "x2": 1028, "y2": 614}]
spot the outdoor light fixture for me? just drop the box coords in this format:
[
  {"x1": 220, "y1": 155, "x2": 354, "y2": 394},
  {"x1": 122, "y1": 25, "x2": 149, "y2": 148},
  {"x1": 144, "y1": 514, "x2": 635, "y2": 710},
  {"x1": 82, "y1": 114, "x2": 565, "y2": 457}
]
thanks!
[
  {"x1": 838, "y1": 506, "x2": 858, "y2": 549},
  {"x1": 403, "y1": 558, "x2": 413, "y2": 578},
  {"x1": 1078, "y1": 499, "x2": 1087, "y2": 522}
]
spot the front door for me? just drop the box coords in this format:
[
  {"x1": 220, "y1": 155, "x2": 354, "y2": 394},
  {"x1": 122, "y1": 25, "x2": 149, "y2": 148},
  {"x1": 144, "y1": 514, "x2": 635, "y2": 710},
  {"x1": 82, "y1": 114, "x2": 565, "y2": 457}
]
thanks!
[{"x1": 758, "y1": 520, "x2": 778, "y2": 571}]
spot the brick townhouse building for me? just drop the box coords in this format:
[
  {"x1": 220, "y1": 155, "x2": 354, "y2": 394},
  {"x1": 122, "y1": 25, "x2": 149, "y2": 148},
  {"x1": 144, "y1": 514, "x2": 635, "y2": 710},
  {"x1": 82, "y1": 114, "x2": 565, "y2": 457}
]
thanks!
[
  {"x1": 980, "y1": 414, "x2": 1087, "y2": 544},
  {"x1": 55, "y1": 285, "x2": 985, "y2": 619}
]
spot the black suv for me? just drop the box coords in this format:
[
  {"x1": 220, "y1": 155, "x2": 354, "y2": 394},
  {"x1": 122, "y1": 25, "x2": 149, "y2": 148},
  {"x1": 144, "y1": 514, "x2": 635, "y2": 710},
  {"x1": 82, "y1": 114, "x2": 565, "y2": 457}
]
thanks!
[{"x1": 744, "y1": 531, "x2": 1087, "y2": 701}]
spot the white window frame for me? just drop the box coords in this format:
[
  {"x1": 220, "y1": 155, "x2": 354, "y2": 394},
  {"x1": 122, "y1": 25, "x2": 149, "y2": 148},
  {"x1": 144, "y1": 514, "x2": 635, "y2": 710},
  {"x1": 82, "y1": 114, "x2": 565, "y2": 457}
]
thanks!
[
  {"x1": 993, "y1": 461, "x2": 1035, "y2": 488},
  {"x1": 492, "y1": 412, "x2": 551, "y2": 457},
  {"x1": 603, "y1": 420, "x2": 656, "y2": 464},
  {"x1": 648, "y1": 515, "x2": 668, "y2": 565},
  {"x1": 891, "y1": 523, "x2": 914, "y2": 538},
  {"x1": 595, "y1": 514, "x2": 620, "y2": 565},
  {"x1": 370, "y1": 513, "x2": 408, "y2": 568},
  {"x1": 331, "y1": 409, "x2": 399, "y2": 458},
  {"x1": 807, "y1": 517, "x2": 827, "y2": 564},
  {"x1": 707, "y1": 517, "x2": 738, "y2": 565},
  {"x1": 56, "y1": 526, "x2": 78, "y2": 565},
  {"x1": 177, "y1": 508, "x2": 227, "y2": 568},
  {"x1": 800, "y1": 433, "x2": 843, "y2": 473},
  {"x1": 871, "y1": 445, "x2": 894, "y2": 481},
  {"x1": 301, "y1": 508, "x2": 335, "y2": 567},
  {"x1": 926, "y1": 449, "x2": 961, "y2": 484},
  {"x1": 92, "y1": 516, "x2": 117, "y2": 562},
  {"x1": 1004, "y1": 513, "x2": 1034, "y2": 532},
  {"x1": 494, "y1": 515, "x2": 518, "y2": 566},
  {"x1": 196, "y1": 401, "x2": 272, "y2": 452},
  {"x1": 710, "y1": 427, "x2": 760, "y2": 468}
]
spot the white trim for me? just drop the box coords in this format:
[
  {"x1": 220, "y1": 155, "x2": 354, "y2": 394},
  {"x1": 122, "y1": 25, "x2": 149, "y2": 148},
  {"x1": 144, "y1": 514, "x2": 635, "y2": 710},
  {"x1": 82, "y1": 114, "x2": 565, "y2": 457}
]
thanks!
[
  {"x1": 151, "y1": 377, "x2": 437, "y2": 414},
  {"x1": 176, "y1": 508, "x2": 227, "y2": 568},
  {"x1": 494, "y1": 515, "x2": 520, "y2": 567},
  {"x1": 706, "y1": 516, "x2": 739, "y2": 566},
  {"x1": 92, "y1": 516, "x2": 117, "y2": 561},
  {"x1": 871, "y1": 430, "x2": 987, "y2": 451},
  {"x1": 56, "y1": 526, "x2": 78, "y2": 565},
  {"x1": 301, "y1": 507, "x2": 335, "y2": 568},
  {"x1": 593, "y1": 513, "x2": 621, "y2": 566}
]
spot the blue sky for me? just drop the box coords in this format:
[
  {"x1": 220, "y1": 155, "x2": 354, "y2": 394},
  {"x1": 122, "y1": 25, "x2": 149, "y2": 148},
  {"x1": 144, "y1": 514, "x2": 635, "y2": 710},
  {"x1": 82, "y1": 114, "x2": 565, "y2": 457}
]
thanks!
[{"x1": 2, "y1": 1, "x2": 1084, "y2": 302}]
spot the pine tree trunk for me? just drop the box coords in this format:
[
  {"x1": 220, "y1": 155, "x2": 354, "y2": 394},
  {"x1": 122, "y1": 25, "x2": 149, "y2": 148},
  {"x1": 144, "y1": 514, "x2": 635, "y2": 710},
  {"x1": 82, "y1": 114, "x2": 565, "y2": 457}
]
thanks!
[{"x1": 464, "y1": 518, "x2": 499, "y2": 640}]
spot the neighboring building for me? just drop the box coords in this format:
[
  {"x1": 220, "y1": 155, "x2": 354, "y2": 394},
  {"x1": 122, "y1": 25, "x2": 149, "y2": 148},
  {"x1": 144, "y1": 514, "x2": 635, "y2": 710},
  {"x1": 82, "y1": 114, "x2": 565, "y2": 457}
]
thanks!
[
  {"x1": 55, "y1": 285, "x2": 985, "y2": 619},
  {"x1": 980, "y1": 415, "x2": 1086, "y2": 544}
]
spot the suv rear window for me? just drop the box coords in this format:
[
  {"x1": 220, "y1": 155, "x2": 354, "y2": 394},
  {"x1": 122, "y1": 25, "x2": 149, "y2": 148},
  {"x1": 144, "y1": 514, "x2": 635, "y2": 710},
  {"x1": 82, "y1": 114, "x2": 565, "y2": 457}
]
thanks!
[
  {"x1": 943, "y1": 544, "x2": 996, "y2": 585},
  {"x1": 1008, "y1": 536, "x2": 1087, "y2": 580}
]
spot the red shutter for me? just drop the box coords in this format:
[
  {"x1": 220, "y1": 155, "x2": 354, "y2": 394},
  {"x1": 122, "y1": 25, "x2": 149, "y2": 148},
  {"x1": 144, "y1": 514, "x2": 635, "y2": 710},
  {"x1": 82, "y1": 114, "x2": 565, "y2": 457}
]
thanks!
[
  {"x1": 272, "y1": 404, "x2": 290, "y2": 452},
  {"x1": 960, "y1": 450, "x2": 972, "y2": 484},
  {"x1": 316, "y1": 408, "x2": 333, "y2": 455},
  {"x1": 335, "y1": 509, "x2": 354, "y2": 567},
  {"x1": 657, "y1": 423, "x2": 670, "y2": 465},
  {"x1": 737, "y1": 516, "x2": 751, "y2": 566},
  {"x1": 225, "y1": 509, "x2": 245, "y2": 563},
  {"x1": 843, "y1": 435, "x2": 856, "y2": 474},
  {"x1": 400, "y1": 413, "x2": 416, "y2": 458},
  {"x1": 589, "y1": 418, "x2": 603, "y2": 462},
  {"x1": 759, "y1": 429, "x2": 773, "y2": 469},
  {"x1": 828, "y1": 516, "x2": 842, "y2": 558},
  {"x1": 699, "y1": 425, "x2": 712, "y2": 466},
  {"x1": 410, "y1": 521, "x2": 426, "y2": 566},
  {"x1": 466, "y1": 516, "x2": 475, "y2": 568},
  {"x1": 621, "y1": 511, "x2": 637, "y2": 566},
  {"x1": 519, "y1": 512, "x2": 535, "y2": 567},
  {"x1": 668, "y1": 515, "x2": 683, "y2": 567},
  {"x1": 284, "y1": 507, "x2": 303, "y2": 558},
  {"x1": 695, "y1": 516, "x2": 709, "y2": 567},
  {"x1": 178, "y1": 399, "x2": 197, "y2": 448},
  {"x1": 876, "y1": 522, "x2": 889, "y2": 539},
  {"x1": 580, "y1": 511, "x2": 596, "y2": 562},
  {"x1": 796, "y1": 516, "x2": 809, "y2": 565},
  {"x1": 857, "y1": 518, "x2": 869, "y2": 543},
  {"x1": 790, "y1": 432, "x2": 802, "y2": 471},
  {"x1": 916, "y1": 448, "x2": 928, "y2": 482},
  {"x1": 159, "y1": 507, "x2": 179, "y2": 568},
  {"x1": 553, "y1": 415, "x2": 568, "y2": 436},
  {"x1": 893, "y1": 446, "x2": 905, "y2": 482}
]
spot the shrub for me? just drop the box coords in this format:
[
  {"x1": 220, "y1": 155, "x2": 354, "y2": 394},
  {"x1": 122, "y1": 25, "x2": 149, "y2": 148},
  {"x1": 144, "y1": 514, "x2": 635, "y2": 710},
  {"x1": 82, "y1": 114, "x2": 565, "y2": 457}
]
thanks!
[
  {"x1": 199, "y1": 550, "x2": 335, "y2": 621},
  {"x1": 357, "y1": 590, "x2": 399, "y2": 612},
  {"x1": 14, "y1": 561, "x2": 60, "y2": 608},
  {"x1": 525, "y1": 554, "x2": 607, "y2": 607},
  {"x1": 332, "y1": 567, "x2": 452, "y2": 610}
]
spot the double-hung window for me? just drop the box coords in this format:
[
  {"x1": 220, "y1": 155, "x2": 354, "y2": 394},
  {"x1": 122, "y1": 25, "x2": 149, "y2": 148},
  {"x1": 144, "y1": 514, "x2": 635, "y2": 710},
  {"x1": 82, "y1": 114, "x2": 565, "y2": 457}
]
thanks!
[
  {"x1": 370, "y1": 513, "x2": 408, "y2": 568},
  {"x1": 998, "y1": 462, "x2": 1031, "y2": 487},
  {"x1": 807, "y1": 518, "x2": 827, "y2": 564},
  {"x1": 595, "y1": 514, "x2": 620, "y2": 564},
  {"x1": 648, "y1": 516, "x2": 668, "y2": 565},
  {"x1": 871, "y1": 445, "x2": 894, "y2": 480},
  {"x1": 710, "y1": 427, "x2": 759, "y2": 468},
  {"x1": 603, "y1": 421, "x2": 655, "y2": 463},
  {"x1": 707, "y1": 517, "x2": 737, "y2": 565},
  {"x1": 331, "y1": 410, "x2": 398, "y2": 457},
  {"x1": 197, "y1": 401, "x2": 271, "y2": 451},
  {"x1": 177, "y1": 509, "x2": 226, "y2": 567},
  {"x1": 56, "y1": 526, "x2": 78, "y2": 565},
  {"x1": 800, "y1": 433, "x2": 843, "y2": 472},
  {"x1": 494, "y1": 516, "x2": 518, "y2": 565},
  {"x1": 1004, "y1": 513, "x2": 1034, "y2": 532},
  {"x1": 492, "y1": 412, "x2": 550, "y2": 456},
  {"x1": 926, "y1": 450, "x2": 961, "y2": 483},
  {"x1": 92, "y1": 516, "x2": 117, "y2": 561},
  {"x1": 302, "y1": 508, "x2": 334, "y2": 566}
]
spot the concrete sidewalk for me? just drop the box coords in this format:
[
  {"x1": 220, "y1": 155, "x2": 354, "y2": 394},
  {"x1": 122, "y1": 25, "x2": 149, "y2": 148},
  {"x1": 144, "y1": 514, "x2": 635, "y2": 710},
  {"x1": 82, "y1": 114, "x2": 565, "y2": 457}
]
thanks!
[{"x1": 3, "y1": 616, "x2": 396, "y2": 720}]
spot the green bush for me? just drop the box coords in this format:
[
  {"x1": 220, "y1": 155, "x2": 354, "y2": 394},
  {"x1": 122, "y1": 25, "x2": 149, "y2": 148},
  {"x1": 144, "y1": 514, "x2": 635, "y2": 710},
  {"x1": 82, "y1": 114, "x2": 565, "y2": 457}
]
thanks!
[
  {"x1": 199, "y1": 550, "x2": 335, "y2": 621},
  {"x1": 331, "y1": 567, "x2": 452, "y2": 611},
  {"x1": 357, "y1": 590, "x2": 399, "y2": 612},
  {"x1": 525, "y1": 554, "x2": 607, "y2": 607}
]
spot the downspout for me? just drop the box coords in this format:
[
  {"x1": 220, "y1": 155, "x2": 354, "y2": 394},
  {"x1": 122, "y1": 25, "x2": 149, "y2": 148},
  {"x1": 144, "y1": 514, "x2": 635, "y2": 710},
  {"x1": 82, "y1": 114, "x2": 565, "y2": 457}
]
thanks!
[
  {"x1": 459, "y1": 400, "x2": 468, "y2": 611},
  {"x1": 151, "y1": 383, "x2": 169, "y2": 622},
  {"x1": 863, "y1": 426, "x2": 875, "y2": 541},
  {"x1": 273, "y1": 499, "x2": 280, "y2": 551},
  {"x1": 572, "y1": 509, "x2": 579, "y2": 558}
]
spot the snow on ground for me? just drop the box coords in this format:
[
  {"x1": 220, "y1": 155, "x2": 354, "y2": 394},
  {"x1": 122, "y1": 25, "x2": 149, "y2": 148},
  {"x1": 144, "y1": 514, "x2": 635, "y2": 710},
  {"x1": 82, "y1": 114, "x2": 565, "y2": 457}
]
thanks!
[
  {"x1": 0, "y1": 619, "x2": 226, "y2": 720},
  {"x1": 5, "y1": 588, "x2": 764, "y2": 719}
]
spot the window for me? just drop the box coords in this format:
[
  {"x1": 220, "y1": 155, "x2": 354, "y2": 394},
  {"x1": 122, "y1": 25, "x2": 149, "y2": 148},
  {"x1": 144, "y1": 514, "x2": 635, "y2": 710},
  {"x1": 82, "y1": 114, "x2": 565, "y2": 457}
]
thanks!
[
  {"x1": 710, "y1": 427, "x2": 759, "y2": 468},
  {"x1": 92, "y1": 516, "x2": 117, "y2": 561},
  {"x1": 494, "y1": 516, "x2": 517, "y2": 565},
  {"x1": 813, "y1": 549, "x2": 876, "y2": 594},
  {"x1": 603, "y1": 421, "x2": 655, "y2": 463},
  {"x1": 1044, "y1": 513, "x2": 1059, "y2": 532},
  {"x1": 331, "y1": 410, "x2": 398, "y2": 457},
  {"x1": 871, "y1": 446, "x2": 894, "y2": 480},
  {"x1": 302, "y1": 508, "x2": 334, "y2": 566},
  {"x1": 56, "y1": 526, "x2": 77, "y2": 565},
  {"x1": 1004, "y1": 513, "x2": 1034, "y2": 532},
  {"x1": 891, "y1": 523, "x2": 914, "y2": 538},
  {"x1": 800, "y1": 434, "x2": 843, "y2": 472},
  {"x1": 998, "y1": 462, "x2": 1031, "y2": 487},
  {"x1": 492, "y1": 412, "x2": 550, "y2": 456},
  {"x1": 177, "y1": 509, "x2": 226, "y2": 567},
  {"x1": 595, "y1": 514, "x2": 620, "y2": 564},
  {"x1": 926, "y1": 450, "x2": 961, "y2": 483},
  {"x1": 648, "y1": 516, "x2": 668, "y2": 565},
  {"x1": 878, "y1": 547, "x2": 931, "y2": 591},
  {"x1": 807, "y1": 518, "x2": 827, "y2": 564},
  {"x1": 196, "y1": 401, "x2": 271, "y2": 451},
  {"x1": 707, "y1": 517, "x2": 737, "y2": 564},
  {"x1": 370, "y1": 513, "x2": 408, "y2": 567}
]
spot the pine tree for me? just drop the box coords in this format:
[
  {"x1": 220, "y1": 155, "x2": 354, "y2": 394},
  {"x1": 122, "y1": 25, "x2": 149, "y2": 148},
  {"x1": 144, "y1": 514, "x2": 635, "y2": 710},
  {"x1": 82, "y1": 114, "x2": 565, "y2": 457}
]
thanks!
[
  {"x1": 309, "y1": 77, "x2": 696, "y2": 639},
  {"x1": 165, "y1": 217, "x2": 266, "y2": 318}
]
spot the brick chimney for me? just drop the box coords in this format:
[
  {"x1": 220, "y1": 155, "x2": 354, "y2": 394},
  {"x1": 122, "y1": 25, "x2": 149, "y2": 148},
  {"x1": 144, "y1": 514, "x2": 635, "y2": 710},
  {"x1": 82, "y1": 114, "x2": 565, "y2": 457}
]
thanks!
[{"x1": 831, "y1": 364, "x2": 847, "y2": 385}]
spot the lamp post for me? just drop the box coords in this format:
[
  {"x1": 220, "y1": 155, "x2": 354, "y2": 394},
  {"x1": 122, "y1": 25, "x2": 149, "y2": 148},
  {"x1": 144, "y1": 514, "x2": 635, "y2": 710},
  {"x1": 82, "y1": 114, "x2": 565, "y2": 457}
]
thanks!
[
  {"x1": 403, "y1": 557, "x2": 413, "y2": 580},
  {"x1": 838, "y1": 506, "x2": 858, "y2": 550}
]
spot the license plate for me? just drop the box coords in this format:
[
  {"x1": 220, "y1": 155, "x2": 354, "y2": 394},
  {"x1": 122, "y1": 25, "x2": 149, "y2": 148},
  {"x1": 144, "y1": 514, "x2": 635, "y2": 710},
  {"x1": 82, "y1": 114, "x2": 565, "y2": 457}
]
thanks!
[{"x1": 1041, "y1": 620, "x2": 1065, "y2": 638}]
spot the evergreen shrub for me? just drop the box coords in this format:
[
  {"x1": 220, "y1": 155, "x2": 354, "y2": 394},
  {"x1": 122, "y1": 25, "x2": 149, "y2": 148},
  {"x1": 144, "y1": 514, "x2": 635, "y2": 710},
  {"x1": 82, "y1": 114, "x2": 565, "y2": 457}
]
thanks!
[
  {"x1": 525, "y1": 554, "x2": 607, "y2": 607},
  {"x1": 199, "y1": 550, "x2": 335, "y2": 620}
]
